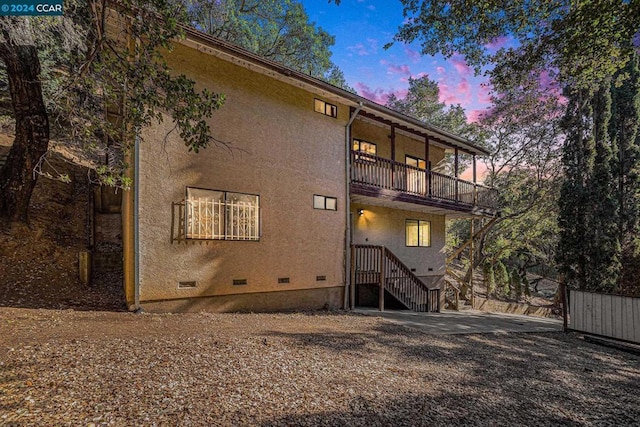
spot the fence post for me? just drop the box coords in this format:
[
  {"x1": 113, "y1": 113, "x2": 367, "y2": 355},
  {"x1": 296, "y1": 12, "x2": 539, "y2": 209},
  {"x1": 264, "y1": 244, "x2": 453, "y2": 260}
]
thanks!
[
  {"x1": 379, "y1": 246, "x2": 385, "y2": 312},
  {"x1": 560, "y1": 278, "x2": 569, "y2": 332}
]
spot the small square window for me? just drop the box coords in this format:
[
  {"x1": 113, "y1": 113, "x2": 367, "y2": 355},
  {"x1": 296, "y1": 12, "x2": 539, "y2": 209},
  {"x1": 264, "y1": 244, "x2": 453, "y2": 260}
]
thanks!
[
  {"x1": 314, "y1": 98, "x2": 337, "y2": 118},
  {"x1": 314, "y1": 195, "x2": 338, "y2": 211}
]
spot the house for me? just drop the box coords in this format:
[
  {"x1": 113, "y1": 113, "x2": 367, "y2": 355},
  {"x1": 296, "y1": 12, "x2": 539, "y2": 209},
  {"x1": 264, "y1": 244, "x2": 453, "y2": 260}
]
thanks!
[{"x1": 110, "y1": 11, "x2": 498, "y2": 313}]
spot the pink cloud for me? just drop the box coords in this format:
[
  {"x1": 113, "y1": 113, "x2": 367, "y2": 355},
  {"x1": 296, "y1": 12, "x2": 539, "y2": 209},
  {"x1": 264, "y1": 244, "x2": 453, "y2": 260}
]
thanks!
[
  {"x1": 347, "y1": 39, "x2": 378, "y2": 56},
  {"x1": 484, "y1": 36, "x2": 510, "y2": 50},
  {"x1": 467, "y1": 109, "x2": 487, "y2": 123},
  {"x1": 404, "y1": 46, "x2": 421, "y2": 63},
  {"x1": 477, "y1": 83, "x2": 492, "y2": 104},
  {"x1": 348, "y1": 43, "x2": 371, "y2": 56},
  {"x1": 400, "y1": 72, "x2": 427, "y2": 83},
  {"x1": 356, "y1": 82, "x2": 407, "y2": 105},
  {"x1": 380, "y1": 59, "x2": 411, "y2": 76},
  {"x1": 436, "y1": 66, "x2": 446, "y2": 75},
  {"x1": 450, "y1": 54, "x2": 471, "y2": 76},
  {"x1": 438, "y1": 77, "x2": 471, "y2": 106}
]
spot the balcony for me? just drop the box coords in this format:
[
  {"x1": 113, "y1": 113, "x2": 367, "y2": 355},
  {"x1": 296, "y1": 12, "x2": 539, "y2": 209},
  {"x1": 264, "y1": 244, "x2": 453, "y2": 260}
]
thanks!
[{"x1": 350, "y1": 151, "x2": 498, "y2": 216}]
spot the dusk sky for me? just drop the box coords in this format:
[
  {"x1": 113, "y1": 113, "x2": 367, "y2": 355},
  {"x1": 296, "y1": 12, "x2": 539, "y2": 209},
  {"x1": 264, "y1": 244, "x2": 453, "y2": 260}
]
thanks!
[{"x1": 301, "y1": 0, "x2": 509, "y2": 122}]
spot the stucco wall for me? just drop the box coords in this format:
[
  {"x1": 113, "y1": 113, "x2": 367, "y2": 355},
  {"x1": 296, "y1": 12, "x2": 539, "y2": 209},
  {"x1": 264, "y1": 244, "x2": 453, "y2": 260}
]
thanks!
[
  {"x1": 138, "y1": 43, "x2": 348, "y2": 306},
  {"x1": 351, "y1": 204, "x2": 446, "y2": 277}
]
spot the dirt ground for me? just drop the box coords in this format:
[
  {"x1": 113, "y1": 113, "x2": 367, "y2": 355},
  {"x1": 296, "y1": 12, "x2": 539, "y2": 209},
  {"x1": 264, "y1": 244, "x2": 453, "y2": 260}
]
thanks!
[
  {"x1": 0, "y1": 135, "x2": 125, "y2": 312},
  {"x1": 1, "y1": 308, "x2": 639, "y2": 426}
]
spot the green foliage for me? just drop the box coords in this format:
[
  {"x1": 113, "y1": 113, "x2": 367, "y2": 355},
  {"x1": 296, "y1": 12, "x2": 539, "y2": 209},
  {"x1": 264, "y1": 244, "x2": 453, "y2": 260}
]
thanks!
[
  {"x1": 494, "y1": 260, "x2": 509, "y2": 297},
  {"x1": 387, "y1": 76, "x2": 478, "y2": 138},
  {"x1": 477, "y1": 81, "x2": 563, "y2": 281},
  {"x1": 185, "y1": 0, "x2": 354, "y2": 92},
  {"x1": 510, "y1": 268, "x2": 522, "y2": 300},
  {"x1": 558, "y1": 55, "x2": 640, "y2": 296},
  {"x1": 24, "y1": 0, "x2": 227, "y2": 187},
  {"x1": 391, "y1": 0, "x2": 640, "y2": 91},
  {"x1": 483, "y1": 260, "x2": 496, "y2": 296},
  {"x1": 522, "y1": 275, "x2": 531, "y2": 297}
]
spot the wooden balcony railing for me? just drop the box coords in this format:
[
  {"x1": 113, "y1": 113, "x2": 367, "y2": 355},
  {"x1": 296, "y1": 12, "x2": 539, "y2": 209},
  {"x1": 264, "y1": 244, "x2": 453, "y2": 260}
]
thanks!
[{"x1": 350, "y1": 151, "x2": 498, "y2": 211}]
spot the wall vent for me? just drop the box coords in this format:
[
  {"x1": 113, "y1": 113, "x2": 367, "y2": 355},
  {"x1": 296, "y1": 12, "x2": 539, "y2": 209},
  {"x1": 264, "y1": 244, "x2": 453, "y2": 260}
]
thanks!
[
  {"x1": 410, "y1": 268, "x2": 416, "y2": 272},
  {"x1": 278, "y1": 277, "x2": 290, "y2": 284},
  {"x1": 316, "y1": 275, "x2": 327, "y2": 281},
  {"x1": 233, "y1": 279, "x2": 248, "y2": 286},
  {"x1": 178, "y1": 281, "x2": 197, "y2": 289}
]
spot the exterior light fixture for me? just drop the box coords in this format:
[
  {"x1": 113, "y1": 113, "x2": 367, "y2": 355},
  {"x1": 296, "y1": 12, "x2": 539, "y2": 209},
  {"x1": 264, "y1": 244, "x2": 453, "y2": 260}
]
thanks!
[{"x1": 357, "y1": 209, "x2": 364, "y2": 216}]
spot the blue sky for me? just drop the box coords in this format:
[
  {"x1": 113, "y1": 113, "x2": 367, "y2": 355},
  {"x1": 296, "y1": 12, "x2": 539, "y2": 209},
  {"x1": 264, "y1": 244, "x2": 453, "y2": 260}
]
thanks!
[{"x1": 301, "y1": 0, "x2": 504, "y2": 122}]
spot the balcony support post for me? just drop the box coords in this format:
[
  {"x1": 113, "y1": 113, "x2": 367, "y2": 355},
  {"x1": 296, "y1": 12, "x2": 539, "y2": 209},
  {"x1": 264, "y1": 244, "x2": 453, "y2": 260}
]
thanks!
[
  {"x1": 455, "y1": 147, "x2": 459, "y2": 203},
  {"x1": 425, "y1": 136, "x2": 431, "y2": 196},
  {"x1": 390, "y1": 125, "x2": 396, "y2": 189}
]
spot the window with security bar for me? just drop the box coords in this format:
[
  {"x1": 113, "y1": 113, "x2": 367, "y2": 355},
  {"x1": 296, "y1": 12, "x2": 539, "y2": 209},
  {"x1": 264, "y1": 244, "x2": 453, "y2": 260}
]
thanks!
[{"x1": 185, "y1": 187, "x2": 260, "y2": 241}]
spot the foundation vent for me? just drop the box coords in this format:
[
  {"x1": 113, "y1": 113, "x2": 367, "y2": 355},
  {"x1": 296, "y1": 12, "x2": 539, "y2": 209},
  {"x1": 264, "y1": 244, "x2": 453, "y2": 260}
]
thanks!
[
  {"x1": 278, "y1": 277, "x2": 290, "y2": 284},
  {"x1": 316, "y1": 275, "x2": 327, "y2": 282},
  {"x1": 178, "y1": 281, "x2": 197, "y2": 289},
  {"x1": 233, "y1": 279, "x2": 248, "y2": 286}
]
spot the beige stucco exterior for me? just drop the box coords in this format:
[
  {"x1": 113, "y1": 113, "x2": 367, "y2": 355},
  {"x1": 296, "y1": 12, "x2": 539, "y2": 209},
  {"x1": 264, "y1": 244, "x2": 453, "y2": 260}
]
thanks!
[
  {"x1": 137, "y1": 42, "x2": 349, "y2": 310},
  {"x1": 351, "y1": 203, "x2": 446, "y2": 279}
]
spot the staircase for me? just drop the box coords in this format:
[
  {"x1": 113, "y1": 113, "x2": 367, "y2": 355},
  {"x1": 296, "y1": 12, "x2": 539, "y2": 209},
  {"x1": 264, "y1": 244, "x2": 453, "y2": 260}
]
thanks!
[{"x1": 351, "y1": 244, "x2": 440, "y2": 312}]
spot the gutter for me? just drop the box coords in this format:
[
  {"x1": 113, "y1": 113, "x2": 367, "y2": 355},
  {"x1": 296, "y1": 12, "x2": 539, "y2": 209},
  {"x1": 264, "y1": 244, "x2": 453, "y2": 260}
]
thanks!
[{"x1": 344, "y1": 102, "x2": 363, "y2": 310}]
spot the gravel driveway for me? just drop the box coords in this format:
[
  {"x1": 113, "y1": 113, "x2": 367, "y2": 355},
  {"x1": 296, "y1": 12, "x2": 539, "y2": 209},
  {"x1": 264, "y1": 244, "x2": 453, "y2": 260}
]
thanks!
[{"x1": 1, "y1": 308, "x2": 639, "y2": 426}]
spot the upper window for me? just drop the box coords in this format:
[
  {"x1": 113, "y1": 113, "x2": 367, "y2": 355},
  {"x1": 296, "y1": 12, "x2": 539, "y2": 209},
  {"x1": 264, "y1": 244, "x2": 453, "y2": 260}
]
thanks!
[
  {"x1": 314, "y1": 98, "x2": 337, "y2": 118},
  {"x1": 406, "y1": 219, "x2": 431, "y2": 247},
  {"x1": 353, "y1": 139, "x2": 377, "y2": 161},
  {"x1": 405, "y1": 155, "x2": 427, "y2": 170},
  {"x1": 313, "y1": 194, "x2": 337, "y2": 211},
  {"x1": 185, "y1": 187, "x2": 259, "y2": 241}
]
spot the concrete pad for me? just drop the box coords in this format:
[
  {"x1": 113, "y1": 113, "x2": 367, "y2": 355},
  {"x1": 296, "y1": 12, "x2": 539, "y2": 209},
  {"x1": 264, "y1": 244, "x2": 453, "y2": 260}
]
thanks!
[{"x1": 354, "y1": 307, "x2": 563, "y2": 335}]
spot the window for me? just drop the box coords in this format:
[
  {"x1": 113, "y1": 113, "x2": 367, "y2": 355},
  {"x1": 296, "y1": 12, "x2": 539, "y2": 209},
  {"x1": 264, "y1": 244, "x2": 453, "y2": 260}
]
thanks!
[
  {"x1": 353, "y1": 139, "x2": 377, "y2": 161},
  {"x1": 185, "y1": 187, "x2": 259, "y2": 240},
  {"x1": 314, "y1": 98, "x2": 337, "y2": 118},
  {"x1": 313, "y1": 194, "x2": 337, "y2": 210},
  {"x1": 405, "y1": 155, "x2": 427, "y2": 170},
  {"x1": 406, "y1": 219, "x2": 431, "y2": 247}
]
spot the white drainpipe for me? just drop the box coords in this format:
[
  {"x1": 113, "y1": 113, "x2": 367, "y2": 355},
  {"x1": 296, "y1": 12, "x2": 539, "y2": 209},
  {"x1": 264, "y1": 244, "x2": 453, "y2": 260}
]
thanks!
[{"x1": 344, "y1": 102, "x2": 363, "y2": 310}]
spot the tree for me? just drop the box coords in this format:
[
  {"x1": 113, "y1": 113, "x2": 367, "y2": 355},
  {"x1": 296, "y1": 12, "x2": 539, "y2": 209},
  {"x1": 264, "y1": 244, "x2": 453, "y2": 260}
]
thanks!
[
  {"x1": 0, "y1": 0, "x2": 225, "y2": 222},
  {"x1": 186, "y1": 0, "x2": 354, "y2": 91},
  {"x1": 386, "y1": 76, "x2": 476, "y2": 138},
  {"x1": 610, "y1": 53, "x2": 640, "y2": 295},
  {"x1": 558, "y1": 54, "x2": 640, "y2": 295},
  {"x1": 0, "y1": 18, "x2": 49, "y2": 222},
  {"x1": 389, "y1": 0, "x2": 639, "y2": 92}
]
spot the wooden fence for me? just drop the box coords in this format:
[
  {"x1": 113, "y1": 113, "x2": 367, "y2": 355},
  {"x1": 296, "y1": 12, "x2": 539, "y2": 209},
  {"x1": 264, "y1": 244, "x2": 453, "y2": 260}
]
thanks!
[{"x1": 569, "y1": 289, "x2": 640, "y2": 344}]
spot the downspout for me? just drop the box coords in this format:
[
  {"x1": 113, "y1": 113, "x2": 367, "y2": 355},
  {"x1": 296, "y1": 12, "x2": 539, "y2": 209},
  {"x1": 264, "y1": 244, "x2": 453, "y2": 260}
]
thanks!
[
  {"x1": 134, "y1": 135, "x2": 140, "y2": 310},
  {"x1": 344, "y1": 102, "x2": 363, "y2": 310},
  {"x1": 122, "y1": 135, "x2": 140, "y2": 311},
  {"x1": 122, "y1": 144, "x2": 135, "y2": 310}
]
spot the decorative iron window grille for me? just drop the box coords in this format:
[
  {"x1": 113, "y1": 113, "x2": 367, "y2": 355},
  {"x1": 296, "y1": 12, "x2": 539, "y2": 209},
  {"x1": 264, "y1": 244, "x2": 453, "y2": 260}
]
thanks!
[{"x1": 172, "y1": 188, "x2": 260, "y2": 242}]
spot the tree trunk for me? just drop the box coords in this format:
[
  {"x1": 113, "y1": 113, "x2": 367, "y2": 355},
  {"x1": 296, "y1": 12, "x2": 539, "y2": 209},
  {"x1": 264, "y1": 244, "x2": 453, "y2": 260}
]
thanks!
[{"x1": 0, "y1": 18, "x2": 49, "y2": 223}]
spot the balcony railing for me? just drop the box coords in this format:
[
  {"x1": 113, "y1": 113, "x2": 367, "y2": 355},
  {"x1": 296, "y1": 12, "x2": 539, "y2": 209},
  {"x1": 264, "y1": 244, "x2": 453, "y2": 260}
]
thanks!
[{"x1": 350, "y1": 151, "x2": 498, "y2": 212}]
